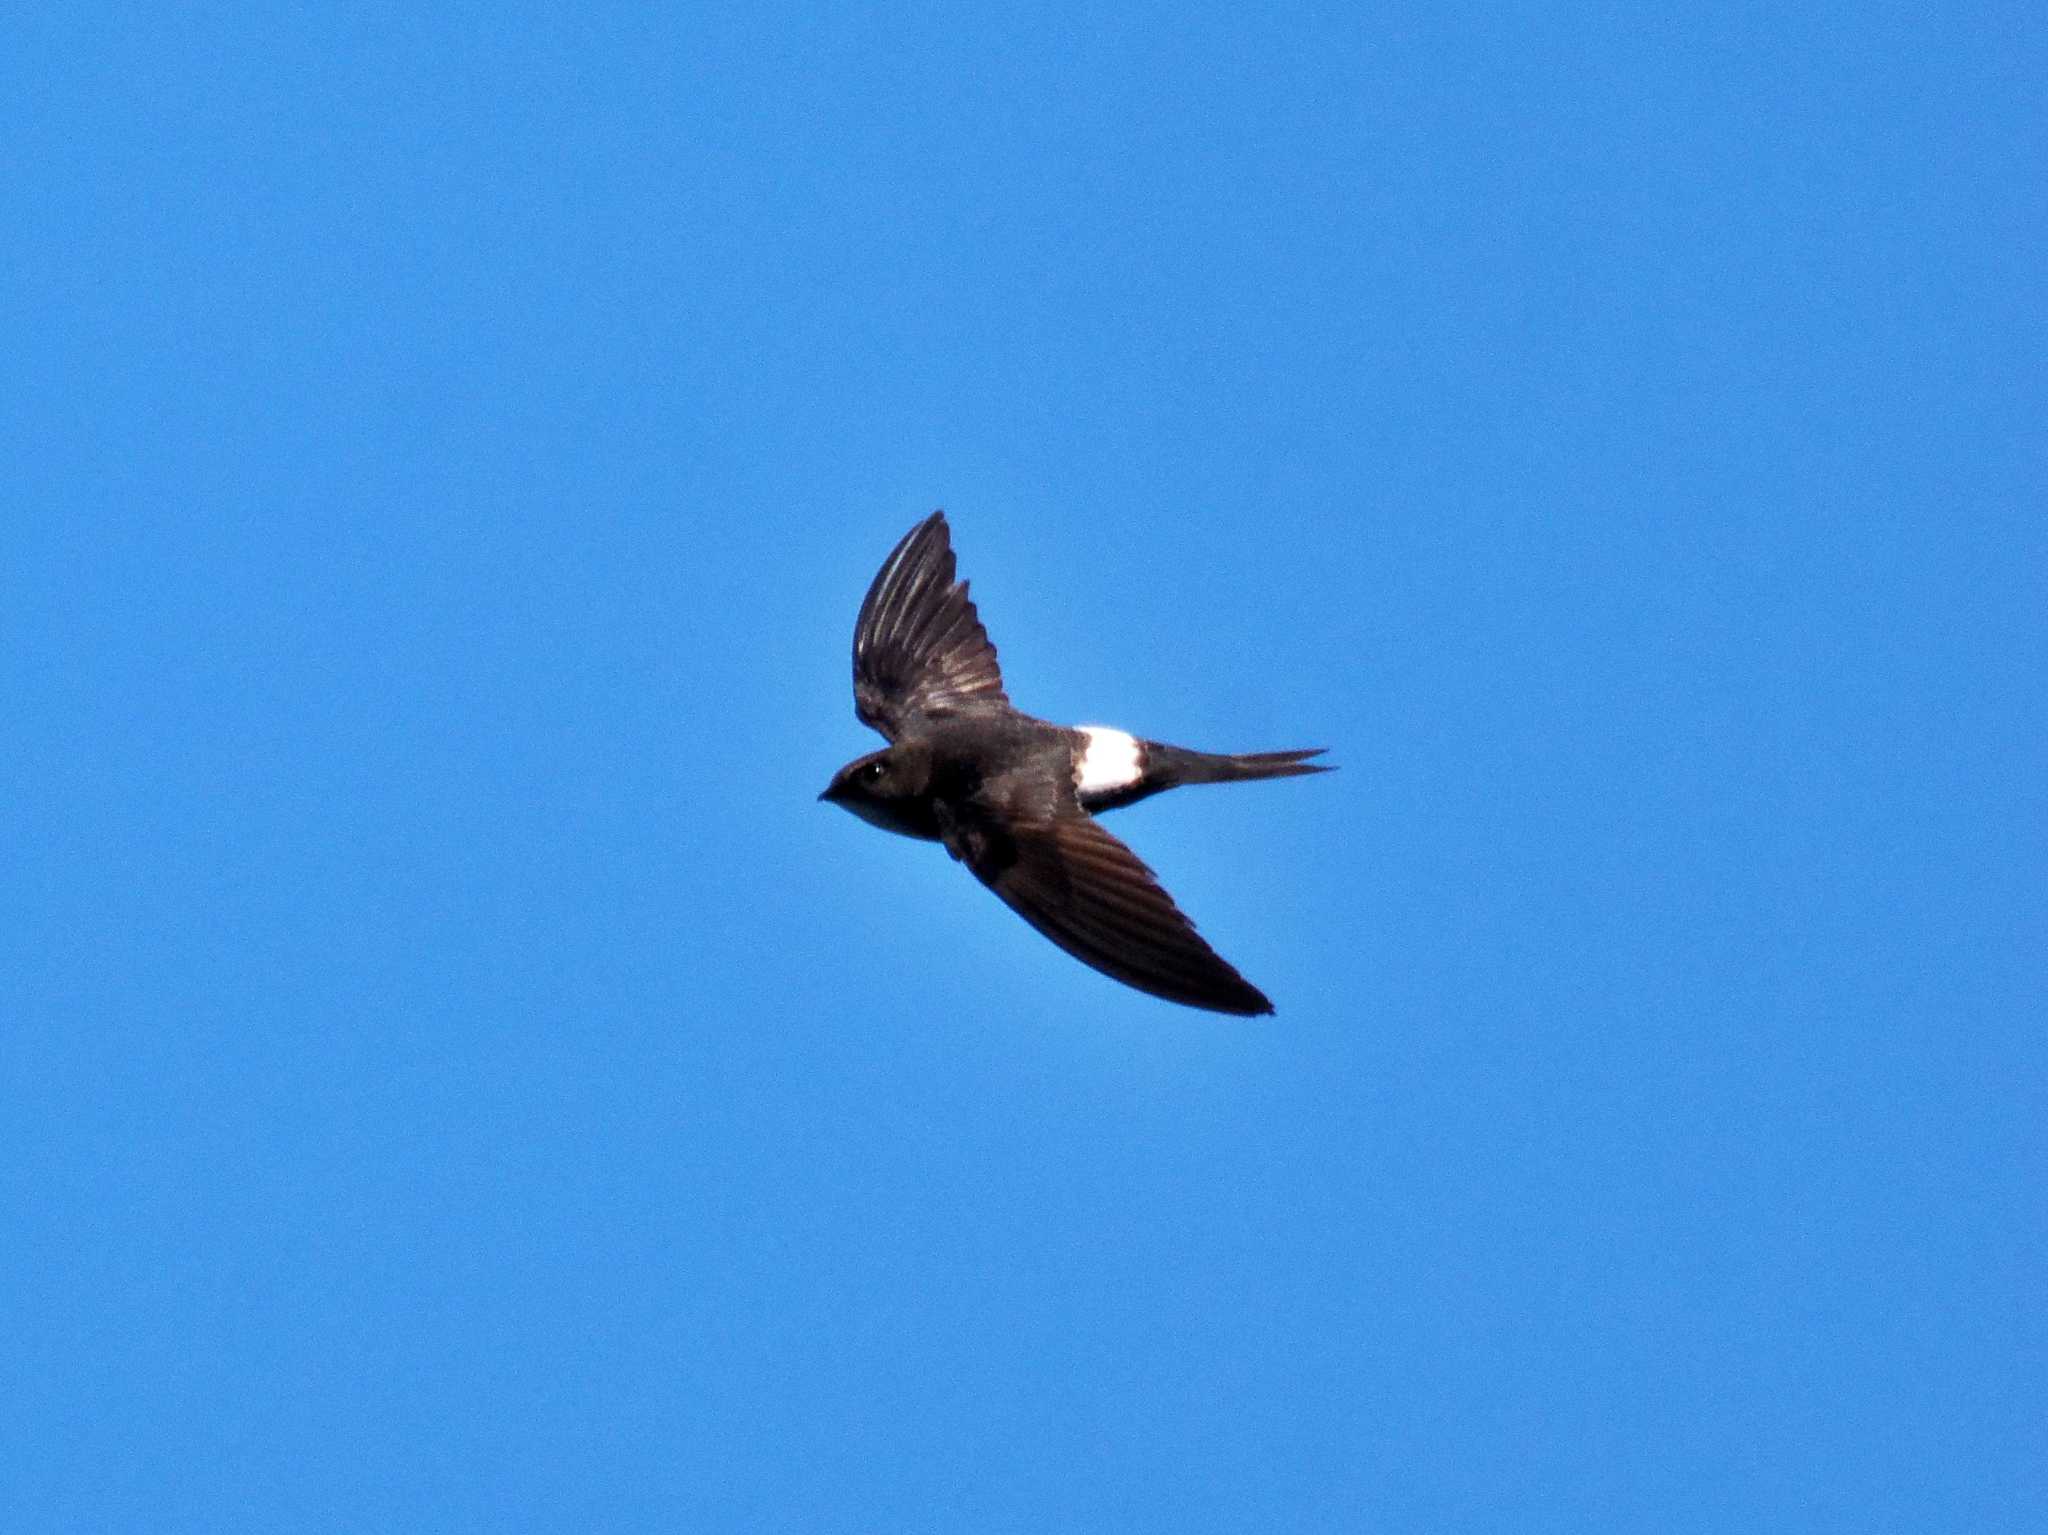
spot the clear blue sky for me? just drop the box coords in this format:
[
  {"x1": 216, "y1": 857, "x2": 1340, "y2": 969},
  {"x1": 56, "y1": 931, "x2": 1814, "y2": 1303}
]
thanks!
[{"x1": 5, "y1": 5, "x2": 2041, "y2": 1530}]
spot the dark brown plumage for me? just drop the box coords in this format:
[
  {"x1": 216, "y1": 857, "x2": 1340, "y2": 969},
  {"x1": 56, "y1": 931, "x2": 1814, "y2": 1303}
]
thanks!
[{"x1": 821, "y1": 511, "x2": 1330, "y2": 1016}]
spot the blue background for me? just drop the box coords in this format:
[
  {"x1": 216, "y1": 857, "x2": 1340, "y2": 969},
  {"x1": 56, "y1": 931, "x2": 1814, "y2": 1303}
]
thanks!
[{"x1": 5, "y1": 5, "x2": 2041, "y2": 1530}]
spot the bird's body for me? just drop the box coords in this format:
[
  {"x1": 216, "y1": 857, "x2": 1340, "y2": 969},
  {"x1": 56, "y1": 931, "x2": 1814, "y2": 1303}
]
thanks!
[{"x1": 821, "y1": 512, "x2": 1330, "y2": 1016}]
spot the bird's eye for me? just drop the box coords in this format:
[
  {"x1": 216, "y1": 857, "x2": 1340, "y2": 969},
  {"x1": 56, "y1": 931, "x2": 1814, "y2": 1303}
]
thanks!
[{"x1": 861, "y1": 761, "x2": 886, "y2": 783}]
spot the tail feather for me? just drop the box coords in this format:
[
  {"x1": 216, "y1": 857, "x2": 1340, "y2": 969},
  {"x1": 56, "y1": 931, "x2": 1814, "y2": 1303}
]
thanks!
[{"x1": 1162, "y1": 745, "x2": 1334, "y2": 786}]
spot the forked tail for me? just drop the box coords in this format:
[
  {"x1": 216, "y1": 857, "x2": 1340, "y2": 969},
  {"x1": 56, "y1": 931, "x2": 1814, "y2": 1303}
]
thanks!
[{"x1": 1158, "y1": 745, "x2": 1334, "y2": 786}]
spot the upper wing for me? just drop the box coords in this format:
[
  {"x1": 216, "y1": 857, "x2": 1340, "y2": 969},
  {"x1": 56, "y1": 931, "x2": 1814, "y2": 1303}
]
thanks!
[
  {"x1": 939, "y1": 802, "x2": 1275, "y2": 1016},
  {"x1": 852, "y1": 512, "x2": 1010, "y2": 740}
]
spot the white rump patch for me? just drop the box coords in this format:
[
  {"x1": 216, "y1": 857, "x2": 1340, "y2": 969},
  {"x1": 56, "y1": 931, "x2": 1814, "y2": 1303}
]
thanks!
[{"x1": 1075, "y1": 726, "x2": 1143, "y2": 793}]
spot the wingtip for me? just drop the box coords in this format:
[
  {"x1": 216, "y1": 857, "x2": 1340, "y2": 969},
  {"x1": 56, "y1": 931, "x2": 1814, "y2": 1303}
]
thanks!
[{"x1": 1207, "y1": 978, "x2": 1276, "y2": 1017}]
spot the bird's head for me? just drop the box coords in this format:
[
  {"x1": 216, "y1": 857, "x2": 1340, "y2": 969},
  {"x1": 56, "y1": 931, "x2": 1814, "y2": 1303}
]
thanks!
[{"x1": 818, "y1": 744, "x2": 935, "y2": 839}]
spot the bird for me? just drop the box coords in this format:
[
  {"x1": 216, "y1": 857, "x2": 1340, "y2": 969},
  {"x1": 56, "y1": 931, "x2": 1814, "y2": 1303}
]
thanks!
[{"x1": 819, "y1": 510, "x2": 1331, "y2": 1016}]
